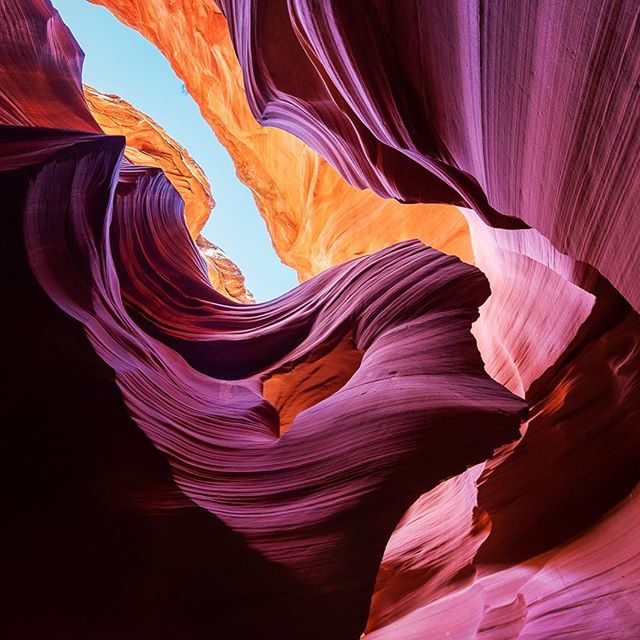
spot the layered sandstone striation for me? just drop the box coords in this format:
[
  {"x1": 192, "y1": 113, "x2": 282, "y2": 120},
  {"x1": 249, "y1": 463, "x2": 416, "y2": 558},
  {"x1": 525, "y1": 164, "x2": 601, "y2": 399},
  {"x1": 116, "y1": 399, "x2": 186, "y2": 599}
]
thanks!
[
  {"x1": 4, "y1": 0, "x2": 640, "y2": 638},
  {"x1": 84, "y1": 85, "x2": 253, "y2": 302},
  {"x1": 84, "y1": 85, "x2": 212, "y2": 238},
  {"x1": 5, "y1": 1, "x2": 526, "y2": 637},
  {"x1": 93, "y1": 0, "x2": 640, "y2": 637},
  {"x1": 212, "y1": 2, "x2": 640, "y2": 637},
  {"x1": 216, "y1": 0, "x2": 640, "y2": 312},
  {"x1": 195, "y1": 235, "x2": 254, "y2": 304}
]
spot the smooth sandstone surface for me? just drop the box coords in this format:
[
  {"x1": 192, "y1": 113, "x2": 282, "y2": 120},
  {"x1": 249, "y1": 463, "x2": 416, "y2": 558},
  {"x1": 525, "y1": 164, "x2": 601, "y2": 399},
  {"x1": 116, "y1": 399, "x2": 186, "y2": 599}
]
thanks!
[
  {"x1": 4, "y1": 2, "x2": 526, "y2": 637},
  {"x1": 98, "y1": 1, "x2": 640, "y2": 637},
  {"x1": 90, "y1": 0, "x2": 474, "y2": 280},
  {"x1": 4, "y1": 0, "x2": 640, "y2": 638},
  {"x1": 217, "y1": 0, "x2": 640, "y2": 313}
]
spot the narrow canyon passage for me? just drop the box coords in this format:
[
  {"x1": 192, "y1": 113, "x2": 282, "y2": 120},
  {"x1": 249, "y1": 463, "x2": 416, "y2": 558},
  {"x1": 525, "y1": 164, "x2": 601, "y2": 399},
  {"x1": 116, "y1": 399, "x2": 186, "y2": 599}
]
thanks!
[
  {"x1": 55, "y1": 0, "x2": 298, "y2": 301},
  {"x1": 2, "y1": 1, "x2": 639, "y2": 639}
]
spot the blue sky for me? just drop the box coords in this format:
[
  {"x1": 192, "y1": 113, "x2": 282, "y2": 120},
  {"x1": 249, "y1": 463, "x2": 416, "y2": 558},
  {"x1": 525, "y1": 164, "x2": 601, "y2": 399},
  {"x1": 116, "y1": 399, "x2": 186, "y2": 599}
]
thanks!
[{"x1": 54, "y1": 0, "x2": 298, "y2": 301}]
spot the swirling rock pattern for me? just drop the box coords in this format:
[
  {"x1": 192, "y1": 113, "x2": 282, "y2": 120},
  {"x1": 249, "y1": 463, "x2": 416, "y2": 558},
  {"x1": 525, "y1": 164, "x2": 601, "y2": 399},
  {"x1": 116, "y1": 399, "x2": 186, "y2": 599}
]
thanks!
[
  {"x1": 183, "y1": 3, "x2": 639, "y2": 636},
  {"x1": 84, "y1": 85, "x2": 214, "y2": 238},
  {"x1": 85, "y1": 2, "x2": 640, "y2": 637},
  {"x1": 3, "y1": 1, "x2": 529, "y2": 638},
  {"x1": 216, "y1": 0, "x2": 640, "y2": 314}
]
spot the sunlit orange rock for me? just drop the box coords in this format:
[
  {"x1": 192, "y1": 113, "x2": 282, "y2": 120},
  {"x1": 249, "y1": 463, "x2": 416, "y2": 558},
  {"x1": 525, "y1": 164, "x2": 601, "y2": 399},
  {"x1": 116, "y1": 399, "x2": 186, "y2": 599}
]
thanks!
[
  {"x1": 84, "y1": 85, "x2": 211, "y2": 238},
  {"x1": 84, "y1": 85, "x2": 253, "y2": 303},
  {"x1": 89, "y1": 0, "x2": 473, "y2": 280},
  {"x1": 6, "y1": 6, "x2": 528, "y2": 637},
  {"x1": 196, "y1": 235, "x2": 254, "y2": 304}
]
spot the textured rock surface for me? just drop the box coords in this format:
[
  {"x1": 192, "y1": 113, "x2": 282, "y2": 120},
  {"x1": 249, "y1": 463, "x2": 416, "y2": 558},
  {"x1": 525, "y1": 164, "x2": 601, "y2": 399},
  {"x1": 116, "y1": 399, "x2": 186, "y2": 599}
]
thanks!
[
  {"x1": 208, "y1": 2, "x2": 639, "y2": 635},
  {"x1": 89, "y1": 0, "x2": 474, "y2": 279},
  {"x1": 4, "y1": 1, "x2": 526, "y2": 638},
  {"x1": 364, "y1": 217, "x2": 640, "y2": 638},
  {"x1": 216, "y1": 0, "x2": 640, "y2": 313},
  {"x1": 93, "y1": 0, "x2": 640, "y2": 637},
  {"x1": 84, "y1": 85, "x2": 212, "y2": 238},
  {"x1": 4, "y1": 0, "x2": 640, "y2": 638},
  {"x1": 85, "y1": 85, "x2": 253, "y2": 303},
  {"x1": 195, "y1": 235, "x2": 254, "y2": 303}
]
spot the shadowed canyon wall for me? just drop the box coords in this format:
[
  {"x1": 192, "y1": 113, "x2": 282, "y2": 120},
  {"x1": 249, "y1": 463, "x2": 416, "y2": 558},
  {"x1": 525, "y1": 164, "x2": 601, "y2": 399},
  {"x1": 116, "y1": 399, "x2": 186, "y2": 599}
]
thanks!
[{"x1": 4, "y1": 0, "x2": 640, "y2": 638}]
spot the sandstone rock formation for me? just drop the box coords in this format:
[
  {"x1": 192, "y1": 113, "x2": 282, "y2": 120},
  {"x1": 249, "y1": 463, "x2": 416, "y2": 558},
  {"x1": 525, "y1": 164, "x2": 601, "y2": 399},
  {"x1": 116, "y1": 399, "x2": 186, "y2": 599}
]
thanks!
[
  {"x1": 89, "y1": 0, "x2": 474, "y2": 279},
  {"x1": 84, "y1": 85, "x2": 253, "y2": 302},
  {"x1": 195, "y1": 235, "x2": 254, "y2": 304},
  {"x1": 95, "y1": 0, "x2": 640, "y2": 637},
  {"x1": 84, "y1": 86, "x2": 213, "y2": 238},
  {"x1": 211, "y1": 2, "x2": 640, "y2": 637},
  {"x1": 220, "y1": 0, "x2": 640, "y2": 310},
  {"x1": 4, "y1": 0, "x2": 640, "y2": 638},
  {"x1": 4, "y1": 2, "x2": 525, "y2": 637},
  {"x1": 217, "y1": 0, "x2": 640, "y2": 313}
]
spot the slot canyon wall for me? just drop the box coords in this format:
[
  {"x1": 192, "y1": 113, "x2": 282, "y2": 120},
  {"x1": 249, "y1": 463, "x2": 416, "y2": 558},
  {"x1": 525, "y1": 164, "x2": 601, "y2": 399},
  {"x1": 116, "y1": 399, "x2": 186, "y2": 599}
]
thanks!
[
  {"x1": 83, "y1": 85, "x2": 253, "y2": 302},
  {"x1": 3, "y1": 0, "x2": 640, "y2": 639}
]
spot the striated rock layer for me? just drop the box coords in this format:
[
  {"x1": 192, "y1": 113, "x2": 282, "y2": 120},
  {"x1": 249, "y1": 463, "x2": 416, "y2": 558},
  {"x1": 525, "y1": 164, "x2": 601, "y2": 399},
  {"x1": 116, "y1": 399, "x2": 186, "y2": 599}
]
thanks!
[
  {"x1": 214, "y1": 2, "x2": 640, "y2": 637},
  {"x1": 4, "y1": 1, "x2": 528, "y2": 638},
  {"x1": 3, "y1": 0, "x2": 640, "y2": 638},
  {"x1": 84, "y1": 84, "x2": 253, "y2": 303},
  {"x1": 84, "y1": 85, "x2": 213, "y2": 238},
  {"x1": 92, "y1": 0, "x2": 640, "y2": 637},
  {"x1": 217, "y1": 0, "x2": 640, "y2": 313}
]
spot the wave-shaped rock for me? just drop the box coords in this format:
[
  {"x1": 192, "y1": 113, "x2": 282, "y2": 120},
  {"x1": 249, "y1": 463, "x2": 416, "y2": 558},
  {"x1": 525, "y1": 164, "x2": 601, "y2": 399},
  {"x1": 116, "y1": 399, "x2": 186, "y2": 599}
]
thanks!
[
  {"x1": 4, "y1": 1, "x2": 529, "y2": 637},
  {"x1": 84, "y1": 85, "x2": 214, "y2": 238},
  {"x1": 88, "y1": 1, "x2": 640, "y2": 637},
  {"x1": 90, "y1": 0, "x2": 475, "y2": 279},
  {"x1": 215, "y1": 0, "x2": 640, "y2": 315}
]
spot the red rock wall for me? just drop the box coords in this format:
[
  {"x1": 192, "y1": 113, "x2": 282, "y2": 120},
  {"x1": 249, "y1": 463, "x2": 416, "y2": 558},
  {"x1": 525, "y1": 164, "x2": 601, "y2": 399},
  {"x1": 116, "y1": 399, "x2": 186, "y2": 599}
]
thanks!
[
  {"x1": 4, "y1": 1, "x2": 525, "y2": 637},
  {"x1": 4, "y1": 0, "x2": 640, "y2": 638},
  {"x1": 89, "y1": 0, "x2": 474, "y2": 280},
  {"x1": 218, "y1": 0, "x2": 640, "y2": 312}
]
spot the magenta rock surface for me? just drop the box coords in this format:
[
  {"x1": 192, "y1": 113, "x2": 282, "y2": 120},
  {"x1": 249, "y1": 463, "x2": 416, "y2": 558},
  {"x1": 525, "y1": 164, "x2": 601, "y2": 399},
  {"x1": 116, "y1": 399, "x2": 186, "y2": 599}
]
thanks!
[
  {"x1": 4, "y1": 0, "x2": 640, "y2": 638},
  {"x1": 213, "y1": 1, "x2": 640, "y2": 637},
  {"x1": 3, "y1": 2, "x2": 529, "y2": 638},
  {"x1": 217, "y1": 0, "x2": 640, "y2": 313}
]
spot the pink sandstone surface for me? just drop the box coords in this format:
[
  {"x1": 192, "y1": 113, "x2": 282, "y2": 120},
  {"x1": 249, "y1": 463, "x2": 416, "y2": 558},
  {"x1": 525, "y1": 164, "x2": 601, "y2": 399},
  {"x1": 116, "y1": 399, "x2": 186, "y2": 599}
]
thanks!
[{"x1": 3, "y1": 1, "x2": 640, "y2": 638}]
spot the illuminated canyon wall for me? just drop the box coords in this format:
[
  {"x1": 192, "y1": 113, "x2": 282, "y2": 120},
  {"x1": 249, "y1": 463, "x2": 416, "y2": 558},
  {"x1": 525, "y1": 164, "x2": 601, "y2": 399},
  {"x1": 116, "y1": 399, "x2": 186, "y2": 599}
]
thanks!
[
  {"x1": 89, "y1": 0, "x2": 475, "y2": 279},
  {"x1": 4, "y1": 0, "x2": 640, "y2": 639}
]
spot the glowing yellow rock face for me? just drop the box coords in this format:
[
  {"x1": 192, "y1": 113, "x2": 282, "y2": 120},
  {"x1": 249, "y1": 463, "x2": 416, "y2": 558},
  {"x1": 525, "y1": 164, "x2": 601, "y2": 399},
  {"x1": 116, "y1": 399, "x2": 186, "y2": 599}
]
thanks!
[
  {"x1": 84, "y1": 85, "x2": 212, "y2": 238},
  {"x1": 90, "y1": 0, "x2": 473, "y2": 281}
]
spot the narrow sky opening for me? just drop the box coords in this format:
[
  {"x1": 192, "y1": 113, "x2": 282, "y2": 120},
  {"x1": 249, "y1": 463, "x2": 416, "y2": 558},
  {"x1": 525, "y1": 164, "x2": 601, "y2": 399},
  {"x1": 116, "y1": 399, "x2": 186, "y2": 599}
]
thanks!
[{"x1": 54, "y1": 0, "x2": 299, "y2": 302}]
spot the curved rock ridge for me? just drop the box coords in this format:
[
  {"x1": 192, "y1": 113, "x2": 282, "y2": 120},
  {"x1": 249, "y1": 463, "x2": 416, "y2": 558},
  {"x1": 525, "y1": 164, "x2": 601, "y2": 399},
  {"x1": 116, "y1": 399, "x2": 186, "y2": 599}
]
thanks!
[
  {"x1": 86, "y1": 0, "x2": 640, "y2": 636},
  {"x1": 365, "y1": 216, "x2": 640, "y2": 638},
  {"x1": 89, "y1": 0, "x2": 474, "y2": 279},
  {"x1": 84, "y1": 85, "x2": 253, "y2": 303},
  {"x1": 84, "y1": 85, "x2": 213, "y2": 238},
  {"x1": 196, "y1": 235, "x2": 254, "y2": 304},
  {"x1": 5, "y1": 125, "x2": 526, "y2": 638},
  {"x1": 87, "y1": 4, "x2": 640, "y2": 637},
  {"x1": 0, "y1": 0, "x2": 99, "y2": 131},
  {"x1": 4, "y1": 2, "x2": 528, "y2": 638},
  {"x1": 215, "y1": 0, "x2": 640, "y2": 313}
]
